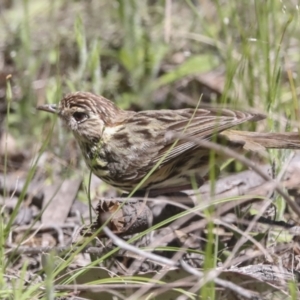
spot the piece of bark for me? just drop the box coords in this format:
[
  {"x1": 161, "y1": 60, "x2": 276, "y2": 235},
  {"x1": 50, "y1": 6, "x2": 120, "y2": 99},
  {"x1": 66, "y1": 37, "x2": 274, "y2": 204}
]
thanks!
[
  {"x1": 41, "y1": 178, "x2": 82, "y2": 225},
  {"x1": 226, "y1": 264, "x2": 299, "y2": 284},
  {"x1": 190, "y1": 164, "x2": 272, "y2": 201},
  {"x1": 81, "y1": 199, "x2": 153, "y2": 237}
]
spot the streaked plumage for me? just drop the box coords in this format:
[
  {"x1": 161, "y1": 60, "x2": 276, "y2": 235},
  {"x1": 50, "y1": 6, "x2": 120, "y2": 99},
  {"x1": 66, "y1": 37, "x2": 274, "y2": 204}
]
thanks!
[{"x1": 37, "y1": 92, "x2": 300, "y2": 193}]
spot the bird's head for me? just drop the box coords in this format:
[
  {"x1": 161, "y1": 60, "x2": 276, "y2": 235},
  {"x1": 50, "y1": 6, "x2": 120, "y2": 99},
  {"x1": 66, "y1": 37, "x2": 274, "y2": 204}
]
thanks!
[{"x1": 37, "y1": 92, "x2": 123, "y2": 144}]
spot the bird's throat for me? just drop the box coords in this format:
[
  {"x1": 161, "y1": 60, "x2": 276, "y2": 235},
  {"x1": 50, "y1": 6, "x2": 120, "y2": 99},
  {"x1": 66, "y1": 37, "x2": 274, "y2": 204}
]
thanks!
[{"x1": 78, "y1": 139, "x2": 110, "y2": 176}]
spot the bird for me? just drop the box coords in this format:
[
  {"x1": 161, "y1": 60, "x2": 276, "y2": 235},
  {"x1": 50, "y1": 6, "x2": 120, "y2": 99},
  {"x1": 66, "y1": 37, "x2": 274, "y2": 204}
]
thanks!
[{"x1": 37, "y1": 92, "x2": 300, "y2": 194}]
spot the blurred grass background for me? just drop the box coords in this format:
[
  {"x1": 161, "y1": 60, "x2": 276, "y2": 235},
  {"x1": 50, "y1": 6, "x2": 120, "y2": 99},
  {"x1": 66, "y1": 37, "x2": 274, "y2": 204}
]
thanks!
[
  {"x1": 2, "y1": 0, "x2": 299, "y2": 139},
  {"x1": 1, "y1": 1, "x2": 300, "y2": 298}
]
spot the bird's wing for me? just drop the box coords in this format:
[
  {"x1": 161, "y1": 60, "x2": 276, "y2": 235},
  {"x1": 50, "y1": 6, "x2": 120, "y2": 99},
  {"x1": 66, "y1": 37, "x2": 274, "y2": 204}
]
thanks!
[{"x1": 152, "y1": 108, "x2": 265, "y2": 165}]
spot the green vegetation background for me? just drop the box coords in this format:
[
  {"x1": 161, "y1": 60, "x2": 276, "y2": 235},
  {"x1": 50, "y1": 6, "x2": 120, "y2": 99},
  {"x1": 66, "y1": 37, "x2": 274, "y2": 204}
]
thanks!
[
  {"x1": 3, "y1": 1, "x2": 300, "y2": 143},
  {"x1": 1, "y1": 1, "x2": 300, "y2": 299}
]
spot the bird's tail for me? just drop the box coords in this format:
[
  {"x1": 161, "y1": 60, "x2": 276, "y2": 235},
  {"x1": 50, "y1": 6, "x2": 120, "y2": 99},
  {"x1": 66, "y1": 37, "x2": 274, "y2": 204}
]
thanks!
[{"x1": 221, "y1": 130, "x2": 300, "y2": 151}]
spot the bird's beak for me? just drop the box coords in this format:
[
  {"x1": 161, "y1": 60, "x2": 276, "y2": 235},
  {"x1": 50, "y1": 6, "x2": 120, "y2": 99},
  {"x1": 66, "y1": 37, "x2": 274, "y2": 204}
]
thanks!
[{"x1": 37, "y1": 104, "x2": 58, "y2": 114}]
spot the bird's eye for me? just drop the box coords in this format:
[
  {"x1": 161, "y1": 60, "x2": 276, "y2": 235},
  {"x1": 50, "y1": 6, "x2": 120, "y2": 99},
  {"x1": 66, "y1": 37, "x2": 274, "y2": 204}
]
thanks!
[{"x1": 73, "y1": 112, "x2": 88, "y2": 123}]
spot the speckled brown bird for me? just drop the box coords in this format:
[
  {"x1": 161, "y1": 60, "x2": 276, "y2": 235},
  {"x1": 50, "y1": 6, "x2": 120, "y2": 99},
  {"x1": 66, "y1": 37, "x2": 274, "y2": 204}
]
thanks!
[{"x1": 37, "y1": 92, "x2": 300, "y2": 194}]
